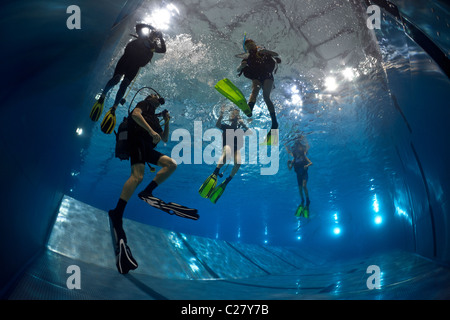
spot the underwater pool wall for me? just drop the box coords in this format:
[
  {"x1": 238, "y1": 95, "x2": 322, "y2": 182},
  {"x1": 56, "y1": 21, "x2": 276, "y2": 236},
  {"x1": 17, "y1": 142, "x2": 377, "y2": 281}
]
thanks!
[
  {"x1": 0, "y1": 0, "x2": 133, "y2": 296},
  {"x1": 370, "y1": 0, "x2": 450, "y2": 264},
  {"x1": 1, "y1": 0, "x2": 449, "y2": 298}
]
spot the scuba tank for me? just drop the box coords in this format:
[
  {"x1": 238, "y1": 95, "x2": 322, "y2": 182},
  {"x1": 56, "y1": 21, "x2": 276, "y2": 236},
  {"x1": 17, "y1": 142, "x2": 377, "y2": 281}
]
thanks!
[{"x1": 115, "y1": 117, "x2": 130, "y2": 160}]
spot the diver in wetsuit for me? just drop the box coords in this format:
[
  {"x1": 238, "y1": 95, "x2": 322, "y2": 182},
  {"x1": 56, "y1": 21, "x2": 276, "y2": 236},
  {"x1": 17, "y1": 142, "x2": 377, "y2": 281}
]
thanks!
[
  {"x1": 237, "y1": 39, "x2": 281, "y2": 130},
  {"x1": 213, "y1": 105, "x2": 250, "y2": 183},
  {"x1": 198, "y1": 105, "x2": 251, "y2": 203},
  {"x1": 287, "y1": 137, "x2": 312, "y2": 217},
  {"x1": 89, "y1": 24, "x2": 166, "y2": 132},
  {"x1": 108, "y1": 93, "x2": 173, "y2": 274},
  {"x1": 101, "y1": 24, "x2": 166, "y2": 111}
]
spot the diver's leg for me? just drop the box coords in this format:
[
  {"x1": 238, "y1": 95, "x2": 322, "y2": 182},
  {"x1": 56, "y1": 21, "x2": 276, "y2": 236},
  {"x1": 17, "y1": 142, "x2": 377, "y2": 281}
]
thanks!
[
  {"x1": 112, "y1": 65, "x2": 139, "y2": 110},
  {"x1": 120, "y1": 163, "x2": 145, "y2": 201},
  {"x1": 109, "y1": 163, "x2": 145, "y2": 240},
  {"x1": 154, "y1": 155, "x2": 177, "y2": 185},
  {"x1": 101, "y1": 74, "x2": 122, "y2": 100},
  {"x1": 262, "y1": 78, "x2": 278, "y2": 129},
  {"x1": 112, "y1": 77, "x2": 131, "y2": 110},
  {"x1": 230, "y1": 149, "x2": 241, "y2": 178},
  {"x1": 248, "y1": 80, "x2": 261, "y2": 112},
  {"x1": 138, "y1": 155, "x2": 177, "y2": 198},
  {"x1": 303, "y1": 172, "x2": 310, "y2": 208},
  {"x1": 297, "y1": 172, "x2": 305, "y2": 204},
  {"x1": 213, "y1": 146, "x2": 231, "y2": 175}
]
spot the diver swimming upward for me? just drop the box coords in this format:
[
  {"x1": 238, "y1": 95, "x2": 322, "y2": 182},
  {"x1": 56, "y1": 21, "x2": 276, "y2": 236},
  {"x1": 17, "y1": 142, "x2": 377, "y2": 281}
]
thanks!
[
  {"x1": 89, "y1": 23, "x2": 166, "y2": 134},
  {"x1": 199, "y1": 105, "x2": 251, "y2": 204}
]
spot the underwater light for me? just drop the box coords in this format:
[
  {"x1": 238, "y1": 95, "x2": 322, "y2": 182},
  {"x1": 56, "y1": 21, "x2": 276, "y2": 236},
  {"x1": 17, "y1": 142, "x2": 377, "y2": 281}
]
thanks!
[
  {"x1": 324, "y1": 76, "x2": 338, "y2": 92},
  {"x1": 375, "y1": 216, "x2": 382, "y2": 224},
  {"x1": 342, "y1": 67, "x2": 355, "y2": 81},
  {"x1": 145, "y1": 3, "x2": 180, "y2": 30},
  {"x1": 333, "y1": 227, "x2": 341, "y2": 235},
  {"x1": 76, "y1": 128, "x2": 83, "y2": 135}
]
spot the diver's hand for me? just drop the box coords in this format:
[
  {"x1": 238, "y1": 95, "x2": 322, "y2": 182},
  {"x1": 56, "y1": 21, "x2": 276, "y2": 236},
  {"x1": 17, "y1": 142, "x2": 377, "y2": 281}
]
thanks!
[
  {"x1": 237, "y1": 61, "x2": 248, "y2": 72},
  {"x1": 163, "y1": 111, "x2": 171, "y2": 122},
  {"x1": 151, "y1": 132, "x2": 161, "y2": 144},
  {"x1": 154, "y1": 30, "x2": 163, "y2": 38}
]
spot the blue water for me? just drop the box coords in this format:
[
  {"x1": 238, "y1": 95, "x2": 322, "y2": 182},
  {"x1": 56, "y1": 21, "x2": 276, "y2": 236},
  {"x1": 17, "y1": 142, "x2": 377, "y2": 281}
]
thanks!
[
  {"x1": 67, "y1": 0, "x2": 449, "y2": 258},
  {"x1": 1, "y1": 0, "x2": 450, "y2": 295}
]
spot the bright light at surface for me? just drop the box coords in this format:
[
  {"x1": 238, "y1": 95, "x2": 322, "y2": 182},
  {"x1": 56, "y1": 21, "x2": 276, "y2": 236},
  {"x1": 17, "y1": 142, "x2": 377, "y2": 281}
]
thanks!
[
  {"x1": 324, "y1": 76, "x2": 338, "y2": 91},
  {"x1": 144, "y1": 3, "x2": 180, "y2": 30},
  {"x1": 375, "y1": 216, "x2": 382, "y2": 224},
  {"x1": 286, "y1": 85, "x2": 303, "y2": 106},
  {"x1": 342, "y1": 67, "x2": 355, "y2": 81},
  {"x1": 333, "y1": 227, "x2": 341, "y2": 235},
  {"x1": 76, "y1": 128, "x2": 83, "y2": 135}
]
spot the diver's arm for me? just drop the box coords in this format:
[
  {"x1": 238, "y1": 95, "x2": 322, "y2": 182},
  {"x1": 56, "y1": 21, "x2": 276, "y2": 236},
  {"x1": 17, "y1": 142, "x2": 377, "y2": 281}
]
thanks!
[
  {"x1": 260, "y1": 49, "x2": 279, "y2": 57},
  {"x1": 161, "y1": 113, "x2": 170, "y2": 143},
  {"x1": 285, "y1": 144, "x2": 293, "y2": 157},
  {"x1": 304, "y1": 155, "x2": 313, "y2": 168},
  {"x1": 131, "y1": 108, "x2": 161, "y2": 144},
  {"x1": 237, "y1": 60, "x2": 248, "y2": 73},
  {"x1": 154, "y1": 31, "x2": 166, "y2": 53},
  {"x1": 216, "y1": 112, "x2": 224, "y2": 129},
  {"x1": 287, "y1": 160, "x2": 293, "y2": 170}
]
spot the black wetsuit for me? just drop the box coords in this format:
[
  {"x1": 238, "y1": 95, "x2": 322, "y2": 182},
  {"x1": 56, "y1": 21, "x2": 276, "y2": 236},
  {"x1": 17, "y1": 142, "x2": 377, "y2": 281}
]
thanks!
[
  {"x1": 219, "y1": 121, "x2": 247, "y2": 152},
  {"x1": 240, "y1": 50, "x2": 276, "y2": 83},
  {"x1": 103, "y1": 33, "x2": 166, "y2": 106},
  {"x1": 114, "y1": 36, "x2": 166, "y2": 82},
  {"x1": 292, "y1": 148, "x2": 309, "y2": 185},
  {"x1": 128, "y1": 100, "x2": 164, "y2": 166}
]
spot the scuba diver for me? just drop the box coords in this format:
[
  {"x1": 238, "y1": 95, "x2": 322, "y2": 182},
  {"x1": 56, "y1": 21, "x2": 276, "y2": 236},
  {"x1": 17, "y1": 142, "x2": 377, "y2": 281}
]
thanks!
[
  {"x1": 237, "y1": 39, "x2": 281, "y2": 138},
  {"x1": 286, "y1": 135, "x2": 312, "y2": 218},
  {"x1": 199, "y1": 105, "x2": 251, "y2": 204},
  {"x1": 108, "y1": 93, "x2": 198, "y2": 274},
  {"x1": 89, "y1": 23, "x2": 167, "y2": 134}
]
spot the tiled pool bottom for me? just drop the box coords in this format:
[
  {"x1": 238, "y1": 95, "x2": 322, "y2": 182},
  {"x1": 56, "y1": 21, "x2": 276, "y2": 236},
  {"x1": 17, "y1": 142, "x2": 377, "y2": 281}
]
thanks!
[{"x1": 6, "y1": 196, "x2": 450, "y2": 300}]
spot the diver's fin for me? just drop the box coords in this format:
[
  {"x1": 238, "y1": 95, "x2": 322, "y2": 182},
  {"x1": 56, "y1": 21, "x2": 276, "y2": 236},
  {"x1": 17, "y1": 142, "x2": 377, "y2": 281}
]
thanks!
[
  {"x1": 215, "y1": 78, "x2": 252, "y2": 117},
  {"x1": 138, "y1": 193, "x2": 199, "y2": 220},
  {"x1": 89, "y1": 96, "x2": 105, "y2": 122},
  {"x1": 108, "y1": 211, "x2": 138, "y2": 274},
  {"x1": 303, "y1": 207, "x2": 310, "y2": 219},
  {"x1": 101, "y1": 108, "x2": 116, "y2": 134},
  {"x1": 295, "y1": 204, "x2": 304, "y2": 217},
  {"x1": 260, "y1": 129, "x2": 279, "y2": 146},
  {"x1": 199, "y1": 174, "x2": 217, "y2": 198},
  {"x1": 209, "y1": 178, "x2": 231, "y2": 204},
  {"x1": 116, "y1": 239, "x2": 138, "y2": 274}
]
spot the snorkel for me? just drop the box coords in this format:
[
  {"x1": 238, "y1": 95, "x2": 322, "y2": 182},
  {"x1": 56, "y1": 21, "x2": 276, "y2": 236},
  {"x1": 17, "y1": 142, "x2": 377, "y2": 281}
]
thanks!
[{"x1": 242, "y1": 32, "x2": 247, "y2": 53}]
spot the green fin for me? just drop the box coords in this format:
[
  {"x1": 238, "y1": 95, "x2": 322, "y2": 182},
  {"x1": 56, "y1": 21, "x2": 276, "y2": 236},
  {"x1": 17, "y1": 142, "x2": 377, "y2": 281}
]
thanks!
[
  {"x1": 209, "y1": 180, "x2": 230, "y2": 204},
  {"x1": 101, "y1": 108, "x2": 116, "y2": 134},
  {"x1": 295, "y1": 204, "x2": 303, "y2": 217},
  {"x1": 215, "y1": 78, "x2": 252, "y2": 117},
  {"x1": 303, "y1": 207, "x2": 309, "y2": 219},
  {"x1": 90, "y1": 98, "x2": 105, "y2": 122},
  {"x1": 199, "y1": 174, "x2": 217, "y2": 198},
  {"x1": 260, "y1": 129, "x2": 279, "y2": 146}
]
